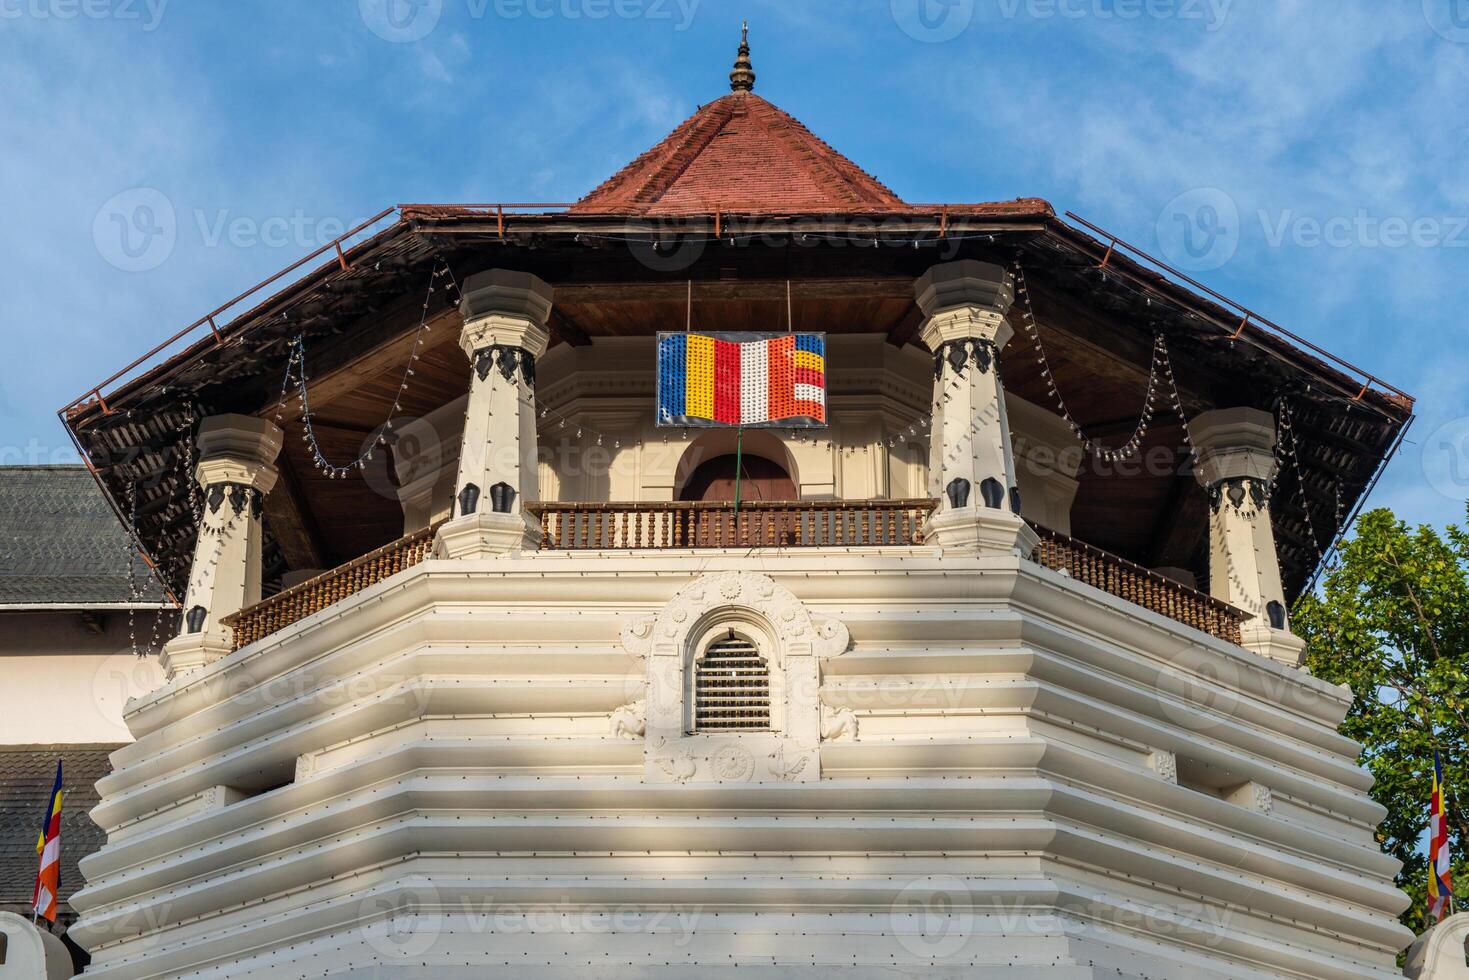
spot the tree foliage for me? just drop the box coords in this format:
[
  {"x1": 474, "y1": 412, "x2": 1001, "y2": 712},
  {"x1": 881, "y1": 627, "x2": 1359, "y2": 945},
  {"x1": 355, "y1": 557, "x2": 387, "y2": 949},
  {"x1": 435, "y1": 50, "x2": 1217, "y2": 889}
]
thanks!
[{"x1": 1293, "y1": 507, "x2": 1468, "y2": 932}]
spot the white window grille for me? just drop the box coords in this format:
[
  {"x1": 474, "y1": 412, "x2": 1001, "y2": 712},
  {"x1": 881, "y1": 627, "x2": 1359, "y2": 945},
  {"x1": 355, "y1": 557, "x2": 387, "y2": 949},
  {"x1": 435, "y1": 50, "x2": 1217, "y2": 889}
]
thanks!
[{"x1": 693, "y1": 632, "x2": 770, "y2": 731}]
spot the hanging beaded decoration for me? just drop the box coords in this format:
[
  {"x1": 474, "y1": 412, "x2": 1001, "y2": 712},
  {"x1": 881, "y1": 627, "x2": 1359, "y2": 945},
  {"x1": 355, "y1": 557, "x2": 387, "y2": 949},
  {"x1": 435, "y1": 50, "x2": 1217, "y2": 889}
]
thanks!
[{"x1": 280, "y1": 261, "x2": 449, "y2": 478}]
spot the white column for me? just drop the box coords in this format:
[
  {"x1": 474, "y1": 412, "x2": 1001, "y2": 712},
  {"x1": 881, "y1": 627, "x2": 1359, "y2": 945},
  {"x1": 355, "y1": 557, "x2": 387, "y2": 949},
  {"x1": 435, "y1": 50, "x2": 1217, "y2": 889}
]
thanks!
[
  {"x1": 916, "y1": 259, "x2": 1037, "y2": 557},
  {"x1": 160, "y1": 414, "x2": 283, "y2": 679},
  {"x1": 435, "y1": 269, "x2": 552, "y2": 559},
  {"x1": 1191, "y1": 407, "x2": 1304, "y2": 665}
]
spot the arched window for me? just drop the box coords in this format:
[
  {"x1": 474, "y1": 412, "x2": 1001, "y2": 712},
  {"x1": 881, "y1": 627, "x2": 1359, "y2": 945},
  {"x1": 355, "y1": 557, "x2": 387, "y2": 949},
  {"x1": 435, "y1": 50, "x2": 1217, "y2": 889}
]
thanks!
[
  {"x1": 680, "y1": 453, "x2": 796, "y2": 503},
  {"x1": 693, "y1": 631, "x2": 771, "y2": 731},
  {"x1": 674, "y1": 428, "x2": 799, "y2": 502}
]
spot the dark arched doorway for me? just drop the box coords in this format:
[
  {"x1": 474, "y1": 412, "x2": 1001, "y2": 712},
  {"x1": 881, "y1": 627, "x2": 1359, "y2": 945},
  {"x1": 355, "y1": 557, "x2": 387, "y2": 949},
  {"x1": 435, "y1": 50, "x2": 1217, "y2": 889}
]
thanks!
[{"x1": 679, "y1": 454, "x2": 796, "y2": 502}]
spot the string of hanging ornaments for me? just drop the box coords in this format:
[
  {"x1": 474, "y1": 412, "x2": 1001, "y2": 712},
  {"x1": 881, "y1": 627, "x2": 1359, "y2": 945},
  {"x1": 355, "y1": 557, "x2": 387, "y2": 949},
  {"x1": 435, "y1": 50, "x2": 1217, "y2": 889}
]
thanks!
[
  {"x1": 123, "y1": 478, "x2": 165, "y2": 658},
  {"x1": 123, "y1": 410, "x2": 204, "y2": 658},
  {"x1": 1276, "y1": 397, "x2": 1343, "y2": 566},
  {"x1": 1012, "y1": 261, "x2": 1193, "y2": 462},
  {"x1": 1016, "y1": 256, "x2": 1353, "y2": 579},
  {"x1": 280, "y1": 261, "x2": 453, "y2": 477}
]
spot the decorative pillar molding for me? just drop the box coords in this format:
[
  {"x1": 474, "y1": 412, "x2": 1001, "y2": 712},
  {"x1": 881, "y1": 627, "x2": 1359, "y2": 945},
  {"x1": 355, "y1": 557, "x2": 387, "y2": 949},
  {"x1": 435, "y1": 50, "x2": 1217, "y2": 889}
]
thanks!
[
  {"x1": 160, "y1": 414, "x2": 283, "y2": 680},
  {"x1": 1191, "y1": 407, "x2": 1305, "y2": 665},
  {"x1": 392, "y1": 394, "x2": 466, "y2": 534},
  {"x1": 916, "y1": 259, "x2": 1037, "y2": 557},
  {"x1": 436, "y1": 269, "x2": 552, "y2": 559}
]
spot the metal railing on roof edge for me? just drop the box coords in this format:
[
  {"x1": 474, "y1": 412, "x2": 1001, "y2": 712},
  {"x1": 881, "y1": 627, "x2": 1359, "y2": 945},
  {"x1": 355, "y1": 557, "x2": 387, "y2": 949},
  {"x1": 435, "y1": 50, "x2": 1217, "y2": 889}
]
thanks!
[
  {"x1": 1060, "y1": 211, "x2": 1410, "y2": 405},
  {"x1": 55, "y1": 204, "x2": 1411, "y2": 422},
  {"x1": 58, "y1": 206, "x2": 404, "y2": 418}
]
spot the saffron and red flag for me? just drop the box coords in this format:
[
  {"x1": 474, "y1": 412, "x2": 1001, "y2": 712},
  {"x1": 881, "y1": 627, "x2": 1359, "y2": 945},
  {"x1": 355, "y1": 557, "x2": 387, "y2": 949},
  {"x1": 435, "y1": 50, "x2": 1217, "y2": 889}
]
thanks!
[
  {"x1": 32, "y1": 759, "x2": 63, "y2": 922},
  {"x1": 1428, "y1": 749, "x2": 1454, "y2": 923},
  {"x1": 657, "y1": 332, "x2": 827, "y2": 428}
]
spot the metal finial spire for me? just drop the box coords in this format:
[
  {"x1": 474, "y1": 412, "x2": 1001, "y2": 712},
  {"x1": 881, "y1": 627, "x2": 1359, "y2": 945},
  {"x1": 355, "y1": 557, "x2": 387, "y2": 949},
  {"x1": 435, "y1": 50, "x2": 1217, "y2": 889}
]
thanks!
[{"x1": 729, "y1": 21, "x2": 755, "y2": 92}]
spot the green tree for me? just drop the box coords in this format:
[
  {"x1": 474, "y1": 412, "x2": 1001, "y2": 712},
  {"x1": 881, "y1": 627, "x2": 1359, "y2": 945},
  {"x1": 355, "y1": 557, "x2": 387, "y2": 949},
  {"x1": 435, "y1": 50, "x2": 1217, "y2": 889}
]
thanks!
[{"x1": 1293, "y1": 507, "x2": 1468, "y2": 932}]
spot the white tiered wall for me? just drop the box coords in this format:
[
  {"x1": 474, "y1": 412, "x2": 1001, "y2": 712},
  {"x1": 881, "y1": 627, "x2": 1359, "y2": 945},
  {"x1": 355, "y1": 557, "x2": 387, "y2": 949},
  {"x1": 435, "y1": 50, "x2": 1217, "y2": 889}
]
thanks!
[
  {"x1": 68, "y1": 549, "x2": 1410, "y2": 978},
  {"x1": 69, "y1": 263, "x2": 1415, "y2": 978}
]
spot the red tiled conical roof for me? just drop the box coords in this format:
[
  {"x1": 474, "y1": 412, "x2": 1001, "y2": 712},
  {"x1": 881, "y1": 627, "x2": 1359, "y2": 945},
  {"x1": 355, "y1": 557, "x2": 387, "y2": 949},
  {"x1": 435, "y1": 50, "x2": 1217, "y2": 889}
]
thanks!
[{"x1": 570, "y1": 91, "x2": 909, "y2": 216}]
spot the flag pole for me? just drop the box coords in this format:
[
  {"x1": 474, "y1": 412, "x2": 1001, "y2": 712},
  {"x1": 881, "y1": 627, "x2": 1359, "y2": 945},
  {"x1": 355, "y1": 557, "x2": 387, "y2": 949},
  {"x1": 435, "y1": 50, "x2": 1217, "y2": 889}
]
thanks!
[{"x1": 733, "y1": 427, "x2": 744, "y2": 517}]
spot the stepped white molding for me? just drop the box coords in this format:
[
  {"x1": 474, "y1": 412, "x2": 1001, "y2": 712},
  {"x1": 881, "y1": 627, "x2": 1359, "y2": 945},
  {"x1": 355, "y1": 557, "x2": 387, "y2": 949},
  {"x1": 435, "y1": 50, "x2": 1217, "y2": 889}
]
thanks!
[{"x1": 71, "y1": 550, "x2": 1413, "y2": 978}]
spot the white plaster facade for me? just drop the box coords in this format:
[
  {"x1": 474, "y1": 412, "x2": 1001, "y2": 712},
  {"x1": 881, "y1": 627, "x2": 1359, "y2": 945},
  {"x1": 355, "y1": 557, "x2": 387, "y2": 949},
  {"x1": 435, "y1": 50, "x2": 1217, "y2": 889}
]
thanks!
[
  {"x1": 65, "y1": 263, "x2": 1420, "y2": 979},
  {"x1": 68, "y1": 545, "x2": 1412, "y2": 978},
  {"x1": 0, "y1": 612, "x2": 164, "y2": 746}
]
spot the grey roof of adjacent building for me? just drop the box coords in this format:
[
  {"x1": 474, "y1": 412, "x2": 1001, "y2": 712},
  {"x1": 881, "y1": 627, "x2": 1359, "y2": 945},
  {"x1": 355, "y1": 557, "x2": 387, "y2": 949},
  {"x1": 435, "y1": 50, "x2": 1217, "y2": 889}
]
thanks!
[{"x1": 0, "y1": 465, "x2": 167, "y2": 606}]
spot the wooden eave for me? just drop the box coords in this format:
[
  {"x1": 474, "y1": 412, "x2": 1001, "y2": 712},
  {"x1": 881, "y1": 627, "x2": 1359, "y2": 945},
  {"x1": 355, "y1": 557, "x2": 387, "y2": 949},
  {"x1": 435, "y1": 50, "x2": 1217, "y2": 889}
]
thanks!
[{"x1": 61, "y1": 207, "x2": 1413, "y2": 603}]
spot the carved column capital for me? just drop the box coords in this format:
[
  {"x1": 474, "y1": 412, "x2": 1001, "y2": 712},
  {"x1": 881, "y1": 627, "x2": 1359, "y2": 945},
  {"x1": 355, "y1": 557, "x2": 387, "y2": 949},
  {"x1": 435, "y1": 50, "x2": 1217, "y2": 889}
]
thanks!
[
  {"x1": 194, "y1": 414, "x2": 283, "y2": 495},
  {"x1": 456, "y1": 269, "x2": 553, "y2": 362},
  {"x1": 1191, "y1": 407, "x2": 1278, "y2": 488}
]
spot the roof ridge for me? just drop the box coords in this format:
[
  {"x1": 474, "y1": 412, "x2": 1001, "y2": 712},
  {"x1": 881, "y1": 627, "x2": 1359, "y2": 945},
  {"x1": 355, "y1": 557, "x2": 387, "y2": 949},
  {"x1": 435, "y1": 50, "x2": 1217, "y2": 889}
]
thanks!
[
  {"x1": 572, "y1": 97, "x2": 733, "y2": 213},
  {"x1": 571, "y1": 91, "x2": 907, "y2": 216},
  {"x1": 625, "y1": 97, "x2": 738, "y2": 210},
  {"x1": 747, "y1": 96, "x2": 903, "y2": 207}
]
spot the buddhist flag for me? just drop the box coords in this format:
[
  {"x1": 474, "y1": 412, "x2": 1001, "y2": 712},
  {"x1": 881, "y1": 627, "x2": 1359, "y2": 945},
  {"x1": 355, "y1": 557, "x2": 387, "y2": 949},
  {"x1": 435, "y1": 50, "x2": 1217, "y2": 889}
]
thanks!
[
  {"x1": 32, "y1": 760, "x2": 63, "y2": 922},
  {"x1": 1428, "y1": 749, "x2": 1454, "y2": 923},
  {"x1": 657, "y1": 332, "x2": 827, "y2": 428}
]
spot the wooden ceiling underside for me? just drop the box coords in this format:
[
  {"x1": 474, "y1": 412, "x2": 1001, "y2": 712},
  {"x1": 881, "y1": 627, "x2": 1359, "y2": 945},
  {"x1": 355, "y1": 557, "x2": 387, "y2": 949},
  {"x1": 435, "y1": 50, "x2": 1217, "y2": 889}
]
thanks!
[{"x1": 68, "y1": 221, "x2": 1411, "y2": 602}]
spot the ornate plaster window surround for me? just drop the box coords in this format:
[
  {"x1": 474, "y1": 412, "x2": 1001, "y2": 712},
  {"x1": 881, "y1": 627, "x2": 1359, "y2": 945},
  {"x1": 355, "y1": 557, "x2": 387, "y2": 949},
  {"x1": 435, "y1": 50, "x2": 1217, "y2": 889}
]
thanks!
[{"x1": 621, "y1": 570, "x2": 849, "y2": 784}]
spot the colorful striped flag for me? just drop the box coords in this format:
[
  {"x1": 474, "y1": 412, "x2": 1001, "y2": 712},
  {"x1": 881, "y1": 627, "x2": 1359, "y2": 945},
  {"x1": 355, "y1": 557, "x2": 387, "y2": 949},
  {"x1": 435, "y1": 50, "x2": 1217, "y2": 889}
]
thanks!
[
  {"x1": 32, "y1": 759, "x2": 63, "y2": 922},
  {"x1": 1428, "y1": 749, "x2": 1454, "y2": 923},
  {"x1": 657, "y1": 332, "x2": 827, "y2": 428}
]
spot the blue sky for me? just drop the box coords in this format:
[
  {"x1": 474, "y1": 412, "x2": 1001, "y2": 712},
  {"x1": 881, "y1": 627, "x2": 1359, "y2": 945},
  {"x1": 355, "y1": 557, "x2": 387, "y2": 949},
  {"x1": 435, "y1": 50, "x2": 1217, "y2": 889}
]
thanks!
[{"x1": 3, "y1": 0, "x2": 1467, "y2": 529}]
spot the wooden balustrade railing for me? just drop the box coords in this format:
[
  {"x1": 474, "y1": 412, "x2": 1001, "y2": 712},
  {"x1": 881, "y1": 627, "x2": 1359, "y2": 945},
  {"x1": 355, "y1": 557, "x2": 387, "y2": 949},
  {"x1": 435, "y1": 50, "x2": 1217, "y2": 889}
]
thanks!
[
  {"x1": 220, "y1": 503, "x2": 1250, "y2": 653},
  {"x1": 222, "y1": 523, "x2": 440, "y2": 650},
  {"x1": 528, "y1": 499, "x2": 937, "y2": 550},
  {"x1": 1028, "y1": 522, "x2": 1249, "y2": 645}
]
